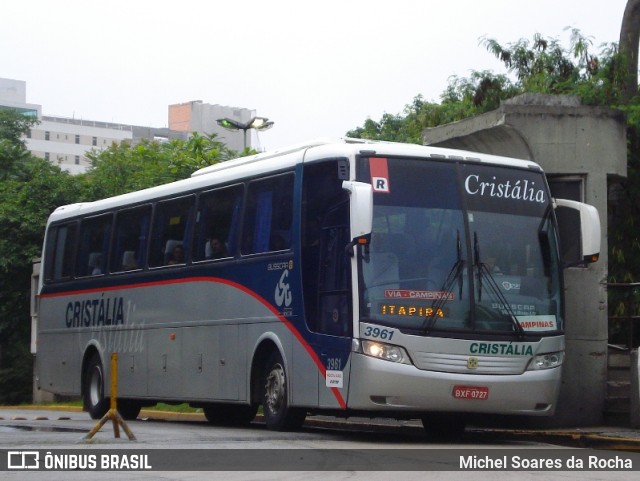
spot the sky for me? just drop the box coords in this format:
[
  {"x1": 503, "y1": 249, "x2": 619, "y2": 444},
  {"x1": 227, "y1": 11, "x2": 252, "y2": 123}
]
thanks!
[{"x1": 2, "y1": 0, "x2": 630, "y2": 151}]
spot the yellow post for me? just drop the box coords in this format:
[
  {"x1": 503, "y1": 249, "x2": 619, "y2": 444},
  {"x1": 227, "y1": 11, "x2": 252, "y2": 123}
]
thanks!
[{"x1": 83, "y1": 352, "x2": 136, "y2": 441}]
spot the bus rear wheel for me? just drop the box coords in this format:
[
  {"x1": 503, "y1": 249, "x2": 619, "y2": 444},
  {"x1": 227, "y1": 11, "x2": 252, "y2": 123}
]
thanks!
[
  {"x1": 203, "y1": 403, "x2": 258, "y2": 426},
  {"x1": 262, "y1": 352, "x2": 306, "y2": 431},
  {"x1": 83, "y1": 353, "x2": 109, "y2": 420}
]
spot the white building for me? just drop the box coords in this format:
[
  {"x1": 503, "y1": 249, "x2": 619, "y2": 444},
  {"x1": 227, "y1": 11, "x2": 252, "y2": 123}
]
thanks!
[
  {"x1": 1, "y1": 78, "x2": 134, "y2": 174},
  {"x1": 27, "y1": 117, "x2": 134, "y2": 175},
  {"x1": 1, "y1": 78, "x2": 260, "y2": 175}
]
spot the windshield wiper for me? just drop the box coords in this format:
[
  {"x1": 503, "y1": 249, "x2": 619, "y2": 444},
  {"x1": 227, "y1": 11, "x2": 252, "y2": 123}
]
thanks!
[
  {"x1": 474, "y1": 232, "x2": 525, "y2": 337},
  {"x1": 422, "y1": 230, "x2": 464, "y2": 333}
]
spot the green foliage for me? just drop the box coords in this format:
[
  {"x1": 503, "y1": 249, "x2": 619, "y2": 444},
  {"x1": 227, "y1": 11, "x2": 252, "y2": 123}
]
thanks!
[
  {"x1": 348, "y1": 72, "x2": 520, "y2": 144},
  {"x1": 82, "y1": 132, "x2": 239, "y2": 199},
  {"x1": 480, "y1": 29, "x2": 624, "y2": 105},
  {"x1": 0, "y1": 110, "x2": 82, "y2": 403},
  {"x1": 0, "y1": 110, "x2": 38, "y2": 181}
]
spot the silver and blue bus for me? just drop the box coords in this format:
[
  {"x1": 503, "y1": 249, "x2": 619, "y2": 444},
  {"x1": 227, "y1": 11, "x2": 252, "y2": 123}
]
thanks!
[{"x1": 35, "y1": 139, "x2": 600, "y2": 433}]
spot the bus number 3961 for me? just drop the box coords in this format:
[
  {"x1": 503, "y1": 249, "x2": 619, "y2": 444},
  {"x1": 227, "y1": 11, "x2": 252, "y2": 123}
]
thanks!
[{"x1": 363, "y1": 326, "x2": 395, "y2": 340}]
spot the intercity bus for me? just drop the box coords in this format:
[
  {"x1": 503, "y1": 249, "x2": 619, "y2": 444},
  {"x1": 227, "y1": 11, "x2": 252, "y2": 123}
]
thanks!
[{"x1": 35, "y1": 139, "x2": 600, "y2": 433}]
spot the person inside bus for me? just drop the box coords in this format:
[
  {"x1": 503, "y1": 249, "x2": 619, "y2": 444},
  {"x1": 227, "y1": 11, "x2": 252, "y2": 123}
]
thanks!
[
  {"x1": 207, "y1": 237, "x2": 227, "y2": 259},
  {"x1": 89, "y1": 253, "x2": 103, "y2": 275},
  {"x1": 167, "y1": 244, "x2": 185, "y2": 265}
]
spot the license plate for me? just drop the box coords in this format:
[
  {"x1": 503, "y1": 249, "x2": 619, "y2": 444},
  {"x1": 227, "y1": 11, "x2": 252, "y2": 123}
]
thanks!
[{"x1": 453, "y1": 385, "x2": 489, "y2": 400}]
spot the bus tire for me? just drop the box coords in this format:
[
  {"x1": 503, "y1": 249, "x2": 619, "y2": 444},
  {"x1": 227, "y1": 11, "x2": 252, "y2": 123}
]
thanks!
[
  {"x1": 83, "y1": 353, "x2": 109, "y2": 420},
  {"x1": 203, "y1": 403, "x2": 258, "y2": 426},
  {"x1": 262, "y1": 351, "x2": 306, "y2": 431}
]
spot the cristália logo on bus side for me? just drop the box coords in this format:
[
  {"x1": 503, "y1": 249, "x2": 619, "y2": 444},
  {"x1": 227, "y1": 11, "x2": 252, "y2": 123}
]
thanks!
[
  {"x1": 275, "y1": 269, "x2": 292, "y2": 308},
  {"x1": 464, "y1": 174, "x2": 546, "y2": 203}
]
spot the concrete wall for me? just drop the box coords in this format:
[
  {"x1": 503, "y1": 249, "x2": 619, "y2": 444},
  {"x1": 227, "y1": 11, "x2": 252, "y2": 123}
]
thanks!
[{"x1": 423, "y1": 94, "x2": 627, "y2": 426}]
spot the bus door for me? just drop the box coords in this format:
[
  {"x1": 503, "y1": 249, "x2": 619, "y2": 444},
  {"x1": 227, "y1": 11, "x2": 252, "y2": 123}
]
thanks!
[
  {"x1": 301, "y1": 160, "x2": 352, "y2": 409},
  {"x1": 313, "y1": 201, "x2": 352, "y2": 408}
]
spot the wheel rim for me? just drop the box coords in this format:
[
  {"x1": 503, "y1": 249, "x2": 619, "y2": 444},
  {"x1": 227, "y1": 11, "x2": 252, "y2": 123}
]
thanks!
[
  {"x1": 264, "y1": 362, "x2": 286, "y2": 415},
  {"x1": 88, "y1": 365, "x2": 103, "y2": 408}
]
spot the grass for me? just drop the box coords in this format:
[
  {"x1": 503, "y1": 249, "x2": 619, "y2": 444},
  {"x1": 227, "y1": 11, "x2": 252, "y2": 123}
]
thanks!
[
  {"x1": 144, "y1": 403, "x2": 202, "y2": 413},
  {"x1": 8, "y1": 401, "x2": 265, "y2": 416},
  {"x1": 6, "y1": 400, "x2": 202, "y2": 414}
]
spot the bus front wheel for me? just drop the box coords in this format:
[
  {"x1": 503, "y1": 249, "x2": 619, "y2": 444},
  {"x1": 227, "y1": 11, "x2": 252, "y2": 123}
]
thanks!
[
  {"x1": 83, "y1": 353, "x2": 109, "y2": 420},
  {"x1": 262, "y1": 352, "x2": 306, "y2": 431}
]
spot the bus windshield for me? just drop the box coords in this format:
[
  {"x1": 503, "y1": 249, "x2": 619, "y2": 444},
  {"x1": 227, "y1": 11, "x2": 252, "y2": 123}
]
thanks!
[{"x1": 358, "y1": 157, "x2": 562, "y2": 335}]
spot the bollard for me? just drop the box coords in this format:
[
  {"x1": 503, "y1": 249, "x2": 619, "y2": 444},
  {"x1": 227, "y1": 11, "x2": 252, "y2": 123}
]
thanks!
[
  {"x1": 84, "y1": 352, "x2": 136, "y2": 441},
  {"x1": 632, "y1": 349, "x2": 639, "y2": 428}
]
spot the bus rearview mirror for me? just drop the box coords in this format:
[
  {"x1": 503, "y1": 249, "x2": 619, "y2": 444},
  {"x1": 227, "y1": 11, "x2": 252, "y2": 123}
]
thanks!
[{"x1": 342, "y1": 180, "x2": 373, "y2": 241}]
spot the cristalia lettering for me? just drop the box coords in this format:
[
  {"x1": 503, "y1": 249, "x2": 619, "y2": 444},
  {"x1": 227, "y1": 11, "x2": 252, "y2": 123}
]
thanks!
[
  {"x1": 470, "y1": 342, "x2": 534, "y2": 356},
  {"x1": 465, "y1": 174, "x2": 546, "y2": 203},
  {"x1": 65, "y1": 297, "x2": 125, "y2": 327}
]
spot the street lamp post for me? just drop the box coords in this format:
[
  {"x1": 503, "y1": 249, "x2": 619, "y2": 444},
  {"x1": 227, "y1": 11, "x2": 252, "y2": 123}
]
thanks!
[{"x1": 216, "y1": 116, "x2": 274, "y2": 150}]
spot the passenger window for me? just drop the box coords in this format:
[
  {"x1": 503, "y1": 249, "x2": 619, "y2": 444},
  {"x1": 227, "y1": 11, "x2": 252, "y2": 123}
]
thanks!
[
  {"x1": 242, "y1": 174, "x2": 294, "y2": 255},
  {"x1": 194, "y1": 185, "x2": 243, "y2": 261},
  {"x1": 149, "y1": 196, "x2": 195, "y2": 267},
  {"x1": 111, "y1": 206, "x2": 151, "y2": 272},
  {"x1": 77, "y1": 214, "x2": 112, "y2": 276},
  {"x1": 44, "y1": 223, "x2": 78, "y2": 282}
]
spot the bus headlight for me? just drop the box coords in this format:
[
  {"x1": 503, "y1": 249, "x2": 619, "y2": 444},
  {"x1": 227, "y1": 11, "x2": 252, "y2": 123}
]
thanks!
[
  {"x1": 361, "y1": 340, "x2": 410, "y2": 364},
  {"x1": 527, "y1": 351, "x2": 564, "y2": 371}
]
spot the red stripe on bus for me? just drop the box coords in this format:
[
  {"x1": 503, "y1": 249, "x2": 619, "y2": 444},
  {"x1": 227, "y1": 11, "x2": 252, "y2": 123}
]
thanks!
[{"x1": 40, "y1": 276, "x2": 348, "y2": 409}]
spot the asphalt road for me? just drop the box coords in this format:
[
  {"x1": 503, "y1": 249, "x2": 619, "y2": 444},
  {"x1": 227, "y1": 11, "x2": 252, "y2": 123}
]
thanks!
[{"x1": 0, "y1": 407, "x2": 639, "y2": 481}]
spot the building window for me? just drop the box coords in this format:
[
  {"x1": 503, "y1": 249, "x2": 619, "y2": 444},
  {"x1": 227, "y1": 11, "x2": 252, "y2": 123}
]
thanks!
[
  {"x1": 75, "y1": 156, "x2": 80, "y2": 165},
  {"x1": 45, "y1": 131, "x2": 50, "y2": 141},
  {"x1": 75, "y1": 134, "x2": 80, "y2": 144},
  {"x1": 44, "y1": 152, "x2": 50, "y2": 160},
  {"x1": 92, "y1": 136, "x2": 97, "y2": 146},
  {"x1": 26, "y1": 130, "x2": 31, "y2": 139}
]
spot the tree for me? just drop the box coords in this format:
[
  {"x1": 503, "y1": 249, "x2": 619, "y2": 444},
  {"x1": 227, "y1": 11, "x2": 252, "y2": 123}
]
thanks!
[
  {"x1": 0, "y1": 110, "x2": 38, "y2": 181},
  {"x1": 0, "y1": 110, "x2": 81, "y2": 403},
  {"x1": 82, "y1": 132, "x2": 239, "y2": 199},
  {"x1": 348, "y1": 71, "x2": 520, "y2": 145},
  {"x1": 619, "y1": 0, "x2": 640, "y2": 103}
]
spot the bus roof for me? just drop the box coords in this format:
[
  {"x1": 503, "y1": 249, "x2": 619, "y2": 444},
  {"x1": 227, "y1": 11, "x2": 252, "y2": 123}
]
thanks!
[
  {"x1": 190, "y1": 137, "x2": 540, "y2": 177},
  {"x1": 47, "y1": 138, "x2": 542, "y2": 223}
]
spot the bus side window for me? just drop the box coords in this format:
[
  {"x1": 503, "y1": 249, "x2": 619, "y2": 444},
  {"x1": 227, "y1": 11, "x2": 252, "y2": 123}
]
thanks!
[
  {"x1": 194, "y1": 185, "x2": 244, "y2": 261},
  {"x1": 149, "y1": 195, "x2": 195, "y2": 267},
  {"x1": 44, "y1": 222, "x2": 78, "y2": 282},
  {"x1": 111, "y1": 206, "x2": 151, "y2": 272},
  {"x1": 77, "y1": 214, "x2": 112, "y2": 276},
  {"x1": 242, "y1": 174, "x2": 294, "y2": 255}
]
